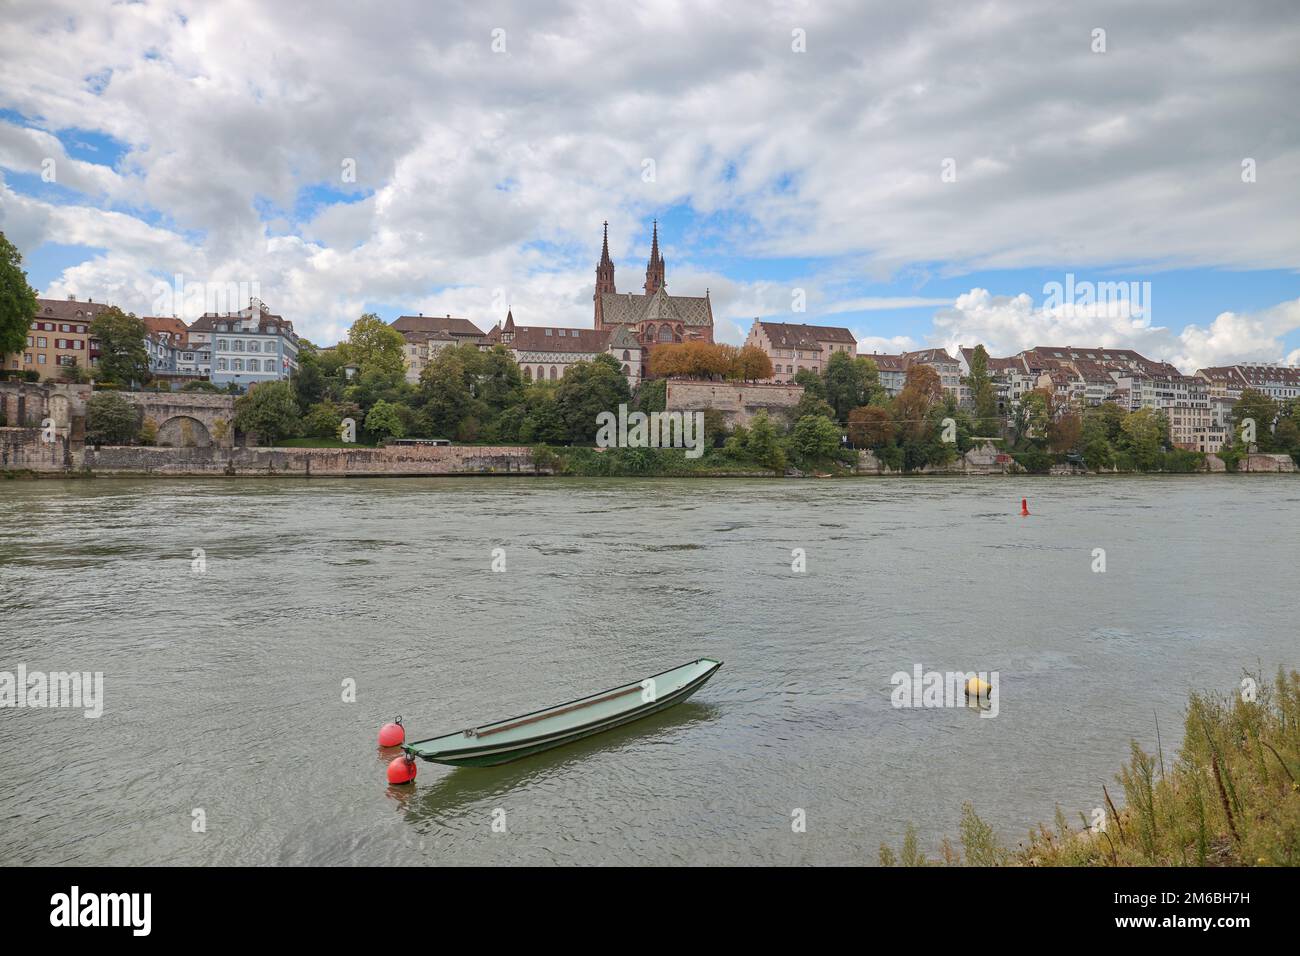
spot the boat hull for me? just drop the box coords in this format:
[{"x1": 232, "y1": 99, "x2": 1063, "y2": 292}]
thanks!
[{"x1": 405, "y1": 659, "x2": 721, "y2": 767}]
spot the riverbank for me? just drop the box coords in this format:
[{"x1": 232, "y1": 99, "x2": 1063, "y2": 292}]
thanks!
[
  {"x1": 883, "y1": 667, "x2": 1300, "y2": 867},
  {"x1": 3, "y1": 434, "x2": 1295, "y2": 479}
]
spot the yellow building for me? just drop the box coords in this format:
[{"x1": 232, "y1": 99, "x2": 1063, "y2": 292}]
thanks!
[{"x1": 3, "y1": 296, "x2": 112, "y2": 380}]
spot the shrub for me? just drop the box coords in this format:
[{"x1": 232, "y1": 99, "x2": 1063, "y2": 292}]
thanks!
[{"x1": 85, "y1": 391, "x2": 140, "y2": 445}]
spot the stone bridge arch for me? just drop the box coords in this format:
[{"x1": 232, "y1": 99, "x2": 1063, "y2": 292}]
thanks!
[
  {"x1": 156, "y1": 415, "x2": 212, "y2": 447},
  {"x1": 120, "y1": 392, "x2": 235, "y2": 448}
]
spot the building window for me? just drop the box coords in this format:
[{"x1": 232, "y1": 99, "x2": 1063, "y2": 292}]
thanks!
[
  {"x1": 37, "y1": 337, "x2": 47, "y2": 347},
  {"x1": 622, "y1": 350, "x2": 630, "y2": 360},
  {"x1": 523, "y1": 366, "x2": 531, "y2": 380},
  {"x1": 247, "y1": 359, "x2": 259, "y2": 372},
  {"x1": 658, "y1": 326, "x2": 673, "y2": 343},
  {"x1": 217, "y1": 339, "x2": 228, "y2": 350},
  {"x1": 217, "y1": 359, "x2": 228, "y2": 371},
  {"x1": 549, "y1": 366, "x2": 558, "y2": 380}
]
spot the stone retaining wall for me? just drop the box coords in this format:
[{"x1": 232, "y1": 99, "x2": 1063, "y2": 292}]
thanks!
[
  {"x1": 665, "y1": 379, "x2": 804, "y2": 426},
  {"x1": 78, "y1": 443, "x2": 539, "y2": 476}
]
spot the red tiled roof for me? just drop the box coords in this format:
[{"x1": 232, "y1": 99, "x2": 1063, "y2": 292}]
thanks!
[
  {"x1": 391, "y1": 314, "x2": 485, "y2": 338},
  {"x1": 756, "y1": 321, "x2": 857, "y2": 348}
]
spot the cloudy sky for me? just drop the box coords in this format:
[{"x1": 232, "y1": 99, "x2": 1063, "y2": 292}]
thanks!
[{"x1": 1, "y1": 0, "x2": 1298, "y2": 371}]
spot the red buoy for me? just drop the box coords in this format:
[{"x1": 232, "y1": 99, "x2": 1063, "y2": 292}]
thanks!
[
  {"x1": 386, "y1": 754, "x2": 417, "y2": 785},
  {"x1": 1020, "y1": 498, "x2": 1030, "y2": 516},
  {"x1": 378, "y1": 716, "x2": 405, "y2": 748}
]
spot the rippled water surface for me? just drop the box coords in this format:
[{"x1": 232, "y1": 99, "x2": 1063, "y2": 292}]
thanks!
[{"x1": 1, "y1": 476, "x2": 1296, "y2": 865}]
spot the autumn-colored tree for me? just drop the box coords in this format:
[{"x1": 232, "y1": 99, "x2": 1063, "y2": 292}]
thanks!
[
  {"x1": 648, "y1": 341, "x2": 733, "y2": 379},
  {"x1": 1047, "y1": 410, "x2": 1082, "y2": 453},
  {"x1": 902, "y1": 363, "x2": 943, "y2": 402},
  {"x1": 893, "y1": 364, "x2": 943, "y2": 442},
  {"x1": 730, "y1": 345, "x2": 774, "y2": 381},
  {"x1": 847, "y1": 405, "x2": 894, "y2": 447}
]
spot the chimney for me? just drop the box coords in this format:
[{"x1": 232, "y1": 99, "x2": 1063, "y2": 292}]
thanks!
[{"x1": 68, "y1": 294, "x2": 75, "y2": 301}]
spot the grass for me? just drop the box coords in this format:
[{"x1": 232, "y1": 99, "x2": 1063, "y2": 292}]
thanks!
[{"x1": 880, "y1": 667, "x2": 1300, "y2": 866}]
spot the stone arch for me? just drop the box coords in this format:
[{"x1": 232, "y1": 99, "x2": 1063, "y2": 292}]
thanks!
[{"x1": 156, "y1": 415, "x2": 213, "y2": 448}]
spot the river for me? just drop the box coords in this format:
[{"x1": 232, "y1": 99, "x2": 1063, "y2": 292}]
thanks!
[{"x1": 1, "y1": 476, "x2": 1296, "y2": 865}]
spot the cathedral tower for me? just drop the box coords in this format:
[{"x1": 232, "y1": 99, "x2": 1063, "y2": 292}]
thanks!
[
  {"x1": 594, "y1": 221, "x2": 616, "y2": 329},
  {"x1": 643, "y1": 219, "x2": 665, "y2": 294}
]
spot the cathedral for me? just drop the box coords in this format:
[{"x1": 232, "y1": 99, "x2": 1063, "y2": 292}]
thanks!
[{"x1": 593, "y1": 221, "x2": 715, "y2": 348}]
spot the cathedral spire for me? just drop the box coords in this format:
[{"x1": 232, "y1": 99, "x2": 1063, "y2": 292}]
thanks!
[
  {"x1": 594, "y1": 220, "x2": 616, "y2": 328},
  {"x1": 644, "y1": 219, "x2": 665, "y2": 294}
]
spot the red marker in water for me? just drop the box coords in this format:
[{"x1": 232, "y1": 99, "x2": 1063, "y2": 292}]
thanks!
[{"x1": 1020, "y1": 498, "x2": 1029, "y2": 516}]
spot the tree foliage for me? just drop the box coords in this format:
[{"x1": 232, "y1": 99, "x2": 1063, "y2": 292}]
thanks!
[
  {"x1": 85, "y1": 391, "x2": 139, "y2": 445},
  {"x1": 90, "y1": 307, "x2": 150, "y2": 386},
  {"x1": 0, "y1": 231, "x2": 38, "y2": 358},
  {"x1": 233, "y1": 380, "x2": 301, "y2": 445}
]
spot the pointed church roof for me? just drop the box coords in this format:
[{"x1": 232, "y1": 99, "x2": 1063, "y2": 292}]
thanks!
[
  {"x1": 598, "y1": 291, "x2": 713, "y2": 327},
  {"x1": 599, "y1": 221, "x2": 612, "y2": 268},
  {"x1": 607, "y1": 324, "x2": 641, "y2": 350}
]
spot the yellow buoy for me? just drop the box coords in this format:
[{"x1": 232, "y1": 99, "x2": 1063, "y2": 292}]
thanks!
[{"x1": 966, "y1": 676, "x2": 992, "y2": 700}]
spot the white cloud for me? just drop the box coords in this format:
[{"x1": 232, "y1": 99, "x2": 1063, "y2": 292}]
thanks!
[
  {"x1": 926, "y1": 288, "x2": 1300, "y2": 372},
  {"x1": 0, "y1": 0, "x2": 1296, "y2": 345}
]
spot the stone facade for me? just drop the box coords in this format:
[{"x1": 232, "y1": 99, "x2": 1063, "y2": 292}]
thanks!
[
  {"x1": 118, "y1": 392, "x2": 235, "y2": 449},
  {"x1": 664, "y1": 380, "x2": 804, "y2": 426},
  {"x1": 80, "y1": 443, "x2": 539, "y2": 476},
  {"x1": 744, "y1": 320, "x2": 858, "y2": 383}
]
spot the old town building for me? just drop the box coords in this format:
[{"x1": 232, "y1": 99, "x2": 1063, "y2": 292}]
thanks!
[
  {"x1": 3, "y1": 296, "x2": 109, "y2": 379},
  {"x1": 744, "y1": 320, "x2": 857, "y2": 383},
  {"x1": 484, "y1": 311, "x2": 643, "y2": 385}
]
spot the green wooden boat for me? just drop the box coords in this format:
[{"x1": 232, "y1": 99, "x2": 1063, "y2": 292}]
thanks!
[{"x1": 403, "y1": 658, "x2": 722, "y2": 767}]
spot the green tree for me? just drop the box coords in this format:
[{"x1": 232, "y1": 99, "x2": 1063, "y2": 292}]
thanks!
[
  {"x1": 340, "y1": 313, "x2": 406, "y2": 379},
  {"x1": 1232, "y1": 389, "x2": 1279, "y2": 451},
  {"x1": 1012, "y1": 389, "x2": 1052, "y2": 448},
  {"x1": 292, "y1": 342, "x2": 331, "y2": 408},
  {"x1": 792, "y1": 389, "x2": 837, "y2": 422},
  {"x1": 554, "y1": 354, "x2": 633, "y2": 443},
  {"x1": 743, "y1": 410, "x2": 787, "y2": 474},
  {"x1": 89, "y1": 307, "x2": 150, "y2": 386},
  {"x1": 85, "y1": 391, "x2": 140, "y2": 444},
  {"x1": 233, "y1": 380, "x2": 301, "y2": 445},
  {"x1": 365, "y1": 399, "x2": 405, "y2": 441},
  {"x1": 793, "y1": 367, "x2": 826, "y2": 399},
  {"x1": 477, "y1": 345, "x2": 525, "y2": 413},
  {"x1": 419, "y1": 344, "x2": 479, "y2": 438},
  {"x1": 302, "y1": 400, "x2": 345, "y2": 438},
  {"x1": 633, "y1": 378, "x2": 667, "y2": 415},
  {"x1": 1120, "y1": 407, "x2": 1167, "y2": 470},
  {"x1": 0, "y1": 232, "x2": 38, "y2": 358},
  {"x1": 964, "y1": 345, "x2": 1000, "y2": 435},
  {"x1": 516, "y1": 388, "x2": 569, "y2": 444},
  {"x1": 790, "y1": 414, "x2": 842, "y2": 466},
  {"x1": 823, "y1": 352, "x2": 881, "y2": 421}
]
